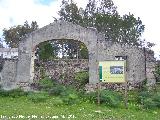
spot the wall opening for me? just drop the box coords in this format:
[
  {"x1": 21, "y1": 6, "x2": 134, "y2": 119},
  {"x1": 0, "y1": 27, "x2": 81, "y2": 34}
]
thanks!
[{"x1": 32, "y1": 39, "x2": 89, "y2": 90}]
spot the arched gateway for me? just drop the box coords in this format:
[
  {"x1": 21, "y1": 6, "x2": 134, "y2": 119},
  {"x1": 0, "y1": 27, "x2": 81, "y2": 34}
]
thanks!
[
  {"x1": 15, "y1": 20, "x2": 151, "y2": 90},
  {"x1": 16, "y1": 21, "x2": 101, "y2": 88}
]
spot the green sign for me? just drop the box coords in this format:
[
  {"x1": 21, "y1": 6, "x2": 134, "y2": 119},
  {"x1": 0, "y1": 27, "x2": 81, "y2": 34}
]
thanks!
[{"x1": 99, "y1": 61, "x2": 126, "y2": 83}]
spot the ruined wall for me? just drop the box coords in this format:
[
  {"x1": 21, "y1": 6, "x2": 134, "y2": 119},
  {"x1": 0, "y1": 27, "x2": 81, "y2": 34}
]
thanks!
[
  {"x1": 146, "y1": 51, "x2": 156, "y2": 85},
  {"x1": 16, "y1": 20, "x2": 99, "y2": 89},
  {"x1": 98, "y1": 42, "x2": 146, "y2": 83},
  {"x1": 0, "y1": 59, "x2": 17, "y2": 90},
  {"x1": 34, "y1": 59, "x2": 88, "y2": 84},
  {"x1": 0, "y1": 21, "x2": 155, "y2": 90}
]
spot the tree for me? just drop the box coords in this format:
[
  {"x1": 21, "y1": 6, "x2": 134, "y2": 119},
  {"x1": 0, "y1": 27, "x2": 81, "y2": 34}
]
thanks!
[
  {"x1": 79, "y1": 43, "x2": 88, "y2": 59},
  {"x1": 38, "y1": 41, "x2": 55, "y2": 61},
  {"x1": 58, "y1": 0, "x2": 145, "y2": 47},
  {"x1": 59, "y1": 0, "x2": 83, "y2": 25},
  {"x1": 0, "y1": 38, "x2": 4, "y2": 48},
  {"x1": 58, "y1": 0, "x2": 90, "y2": 59},
  {"x1": 3, "y1": 21, "x2": 38, "y2": 48}
]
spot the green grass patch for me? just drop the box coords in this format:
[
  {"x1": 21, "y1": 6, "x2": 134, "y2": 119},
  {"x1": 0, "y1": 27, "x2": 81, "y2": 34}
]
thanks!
[
  {"x1": 0, "y1": 96, "x2": 160, "y2": 120},
  {"x1": 0, "y1": 84, "x2": 160, "y2": 120}
]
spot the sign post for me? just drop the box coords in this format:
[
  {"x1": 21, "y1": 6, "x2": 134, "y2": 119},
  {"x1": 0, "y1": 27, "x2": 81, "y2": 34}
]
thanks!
[{"x1": 98, "y1": 60, "x2": 128, "y2": 108}]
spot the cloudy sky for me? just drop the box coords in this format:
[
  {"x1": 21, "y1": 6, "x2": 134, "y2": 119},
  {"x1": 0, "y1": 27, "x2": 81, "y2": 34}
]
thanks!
[{"x1": 0, "y1": 0, "x2": 160, "y2": 59}]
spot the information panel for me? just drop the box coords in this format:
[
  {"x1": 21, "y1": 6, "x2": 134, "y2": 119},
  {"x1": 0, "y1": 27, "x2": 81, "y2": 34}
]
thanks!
[{"x1": 99, "y1": 61, "x2": 126, "y2": 83}]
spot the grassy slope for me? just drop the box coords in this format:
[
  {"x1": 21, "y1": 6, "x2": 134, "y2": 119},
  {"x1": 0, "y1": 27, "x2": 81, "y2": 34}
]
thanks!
[{"x1": 0, "y1": 96, "x2": 160, "y2": 120}]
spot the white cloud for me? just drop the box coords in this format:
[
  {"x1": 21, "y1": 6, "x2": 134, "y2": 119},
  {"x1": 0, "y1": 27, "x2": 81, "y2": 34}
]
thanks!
[{"x1": 0, "y1": 0, "x2": 60, "y2": 29}]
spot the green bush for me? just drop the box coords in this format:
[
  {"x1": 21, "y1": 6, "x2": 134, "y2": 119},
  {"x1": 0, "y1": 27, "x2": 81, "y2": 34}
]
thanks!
[
  {"x1": 8, "y1": 88, "x2": 28, "y2": 98},
  {"x1": 84, "y1": 89, "x2": 122, "y2": 107},
  {"x1": 143, "y1": 98, "x2": 157, "y2": 109},
  {"x1": 127, "y1": 90, "x2": 139, "y2": 103},
  {"x1": 140, "y1": 79, "x2": 148, "y2": 91},
  {"x1": 99, "y1": 90, "x2": 122, "y2": 107},
  {"x1": 49, "y1": 85, "x2": 66, "y2": 96},
  {"x1": 138, "y1": 91, "x2": 152, "y2": 104},
  {"x1": 138, "y1": 91, "x2": 154, "y2": 109},
  {"x1": 74, "y1": 71, "x2": 89, "y2": 88},
  {"x1": 27, "y1": 92, "x2": 49, "y2": 103},
  {"x1": 152, "y1": 92, "x2": 160, "y2": 107},
  {"x1": 0, "y1": 88, "x2": 28, "y2": 98},
  {"x1": 39, "y1": 77, "x2": 55, "y2": 90},
  {"x1": 83, "y1": 91, "x2": 97, "y2": 103},
  {"x1": 138, "y1": 90, "x2": 160, "y2": 109},
  {"x1": 49, "y1": 85, "x2": 80, "y2": 105},
  {"x1": 52, "y1": 97, "x2": 64, "y2": 106},
  {"x1": 61, "y1": 92, "x2": 79, "y2": 105},
  {"x1": 0, "y1": 89, "x2": 9, "y2": 97},
  {"x1": 61, "y1": 87, "x2": 80, "y2": 105}
]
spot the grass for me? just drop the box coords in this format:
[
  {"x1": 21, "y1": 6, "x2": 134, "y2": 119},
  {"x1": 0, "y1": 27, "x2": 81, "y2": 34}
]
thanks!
[{"x1": 0, "y1": 95, "x2": 160, "y2": 120}]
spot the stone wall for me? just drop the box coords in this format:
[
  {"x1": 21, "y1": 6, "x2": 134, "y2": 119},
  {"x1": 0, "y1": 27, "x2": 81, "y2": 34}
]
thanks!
[
  {"x1": 98, "y1": 42, "x2": 146, "y2": 83},
  {"x1": 146, "y1": 50, "x2": 156, "y2": 85},
  {"x1": 34, "y1": 59, "x2": 88, "y2": 85},
  {"x1": 0, "y1": 59, "x2": 17, "y2": 90},
  {"x1": 16, "y1": 20, "x2": 99, "y2": 87},
  {"x1": 0, "y1": 21, "x2": 156, "y2": 90}
]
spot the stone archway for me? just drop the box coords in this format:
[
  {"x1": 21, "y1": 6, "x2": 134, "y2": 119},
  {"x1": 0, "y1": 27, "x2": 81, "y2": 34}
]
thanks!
[{"x1": 16, "y1": 21, "x2": 100, "y2": 88}]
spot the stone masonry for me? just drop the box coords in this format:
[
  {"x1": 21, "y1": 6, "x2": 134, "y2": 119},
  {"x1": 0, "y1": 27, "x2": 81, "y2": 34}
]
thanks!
[
  {"x1": 0, "y1": 20, "x2": 156, "y2": 90},
  {"x1": 34, "y1": 59, "x2": 88, "y2": 84},
  {"x1": 0, "y1": 59, "x2": 17, "y2": 90}
]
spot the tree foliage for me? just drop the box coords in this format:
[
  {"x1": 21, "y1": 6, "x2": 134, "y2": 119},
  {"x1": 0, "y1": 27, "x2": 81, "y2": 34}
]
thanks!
[
  {"x1": 37, "y1": 41, "x2": 55, "y2": 61},
  {"x1": 0, "y1": 38, "x2": 4, "y2": 48},
  {"x1": 3, "y1": 21, "x2": 38, "y2": 48},
  {"x1": 2, "y1": 0, "x2": 148, "y2": 60},
  {"x1": 58, "y1": 0, "x2": 145, "y2": 46}
]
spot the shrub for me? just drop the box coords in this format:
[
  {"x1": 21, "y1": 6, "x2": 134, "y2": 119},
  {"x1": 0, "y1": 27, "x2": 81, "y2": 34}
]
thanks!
[
  {"x1": 61, "y1": 92, "x2": 79, "y2": 105},
  {"x1": 0, "y1": 88, "x2": 28, "y2": 98},
  {"x1": 27, "y1": 91, "x2": 49, "y2": 103},
  {"x1": 49, "y1": 85, "x2": 66, "y2": 96},
  {"x1": 138, "y1": 91, "x2": 152, "y2": 104},
  {"x1": 0, "y1": 89, "x2": 10, "y2": 97},
  {"x1": 152, "y1": 92, "x2": 160, "y2": 108},
  {"x1": 61, "y1": 86, "x2": 80, "y2": 105},
  {"x1": 84, "y1": 89, "x2": 122, "y2": 107},
  {"x1": 140, "y1": 79, "x2": 148, "y2": 91},
  {"x1": 8, "y1": 88, "x2": 28, "y2": 98},
  {"x1": 74, "y1": 71, "x2": 89, "y2": 88},
  {"x1": 138, "y1": 90, "x2": 160, "y2": 109},
  {"x1": 127, "y1": 90, "x2": 139, "y2": 103},
  {"x1": 83, "y1": 91, "x2": 97, "y2": 103},
  {"x1": 39, "y1": 77, "x2": 55, "y2": 90},
  {"x1": 99, "y1": 90, "x2": 122, "y2": 107},
  {"x1": 143, "y1": 98, "x2": 157, "y2": 109},
  {"x1": 52, "y1": 97, "x2": 64, "y2": 105},
  {"x1": 49, "y1": 85, "x2": 80, "y2": 105}
]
